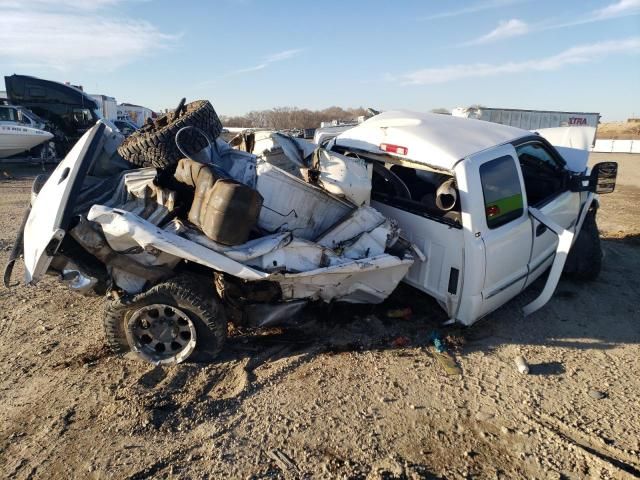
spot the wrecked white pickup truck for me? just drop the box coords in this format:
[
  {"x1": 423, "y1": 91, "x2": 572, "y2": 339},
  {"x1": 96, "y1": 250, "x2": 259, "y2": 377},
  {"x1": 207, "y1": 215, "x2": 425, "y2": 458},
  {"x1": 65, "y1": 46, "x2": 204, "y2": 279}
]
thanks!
[
  {"x1": 322, "y1": 111, "x2": 617, "y2": 324},
  {"x1": 4, "y1": 103, "x2": 617, "y2": 365},
  {"x1": 4, "y1": 101, "x2": 415, "y2": 364}
]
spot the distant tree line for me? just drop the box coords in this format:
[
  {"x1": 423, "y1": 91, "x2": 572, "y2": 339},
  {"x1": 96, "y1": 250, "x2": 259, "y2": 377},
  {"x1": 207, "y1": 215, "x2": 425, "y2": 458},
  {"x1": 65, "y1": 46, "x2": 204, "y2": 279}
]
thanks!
[{"x1": 220, "y1": 106, "x2": 370, "y2": 130}]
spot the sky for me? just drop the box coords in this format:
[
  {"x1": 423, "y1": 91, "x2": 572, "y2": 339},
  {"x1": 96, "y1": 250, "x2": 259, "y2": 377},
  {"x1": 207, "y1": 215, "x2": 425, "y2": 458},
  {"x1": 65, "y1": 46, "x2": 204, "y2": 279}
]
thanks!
[{"x1": 0, "y1": 0, "x2": 639, "y2": 121}]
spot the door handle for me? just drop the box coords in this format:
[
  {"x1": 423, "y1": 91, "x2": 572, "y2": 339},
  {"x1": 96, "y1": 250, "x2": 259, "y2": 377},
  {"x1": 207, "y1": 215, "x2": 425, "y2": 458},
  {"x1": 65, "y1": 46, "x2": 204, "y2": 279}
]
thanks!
[{"x1": 536, "y1": 224, "x2": 547, "y2": 237}]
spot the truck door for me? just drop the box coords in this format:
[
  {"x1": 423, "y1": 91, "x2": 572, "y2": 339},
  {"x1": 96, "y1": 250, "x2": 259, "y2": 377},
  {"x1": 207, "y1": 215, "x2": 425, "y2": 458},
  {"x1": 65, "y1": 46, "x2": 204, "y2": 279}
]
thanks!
[
  {"x1": 514, "y1": 140, "x2": 581, "y2": 287},
  {"x1": 465, "y1": 145, "x2": 532, "y2": 318}
]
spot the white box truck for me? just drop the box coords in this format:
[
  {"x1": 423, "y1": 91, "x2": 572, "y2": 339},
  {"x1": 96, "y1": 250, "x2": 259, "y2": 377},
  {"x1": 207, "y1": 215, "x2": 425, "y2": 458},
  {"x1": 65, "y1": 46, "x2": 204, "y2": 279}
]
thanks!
[{"x1": 90, "y1": 94, "x2": 118, "y2": 121}]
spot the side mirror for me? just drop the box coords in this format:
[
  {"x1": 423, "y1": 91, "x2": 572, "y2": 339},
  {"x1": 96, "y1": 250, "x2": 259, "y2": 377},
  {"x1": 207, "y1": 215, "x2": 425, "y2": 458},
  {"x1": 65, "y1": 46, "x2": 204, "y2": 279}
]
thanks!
[{"x1": 590, "y1": 162, "x2": 617, "y2": 194}]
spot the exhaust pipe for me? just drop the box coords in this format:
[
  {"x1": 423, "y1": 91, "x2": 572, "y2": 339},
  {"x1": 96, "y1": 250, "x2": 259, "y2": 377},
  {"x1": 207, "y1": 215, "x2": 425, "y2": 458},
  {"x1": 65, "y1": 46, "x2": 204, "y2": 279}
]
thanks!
[{"x1": 435, "y1": 178, "x2": 457, "y2": 211}]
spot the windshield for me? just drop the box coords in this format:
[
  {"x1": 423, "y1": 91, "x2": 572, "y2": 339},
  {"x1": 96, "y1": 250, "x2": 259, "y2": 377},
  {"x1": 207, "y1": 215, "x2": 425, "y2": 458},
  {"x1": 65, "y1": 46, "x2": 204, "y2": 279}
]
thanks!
[
  {"x1": 18, "y1": 107, "x2": 46, "y2": 125},
  {"x1": 0, "y1": 106, "x2": 17, "y2": 122}
]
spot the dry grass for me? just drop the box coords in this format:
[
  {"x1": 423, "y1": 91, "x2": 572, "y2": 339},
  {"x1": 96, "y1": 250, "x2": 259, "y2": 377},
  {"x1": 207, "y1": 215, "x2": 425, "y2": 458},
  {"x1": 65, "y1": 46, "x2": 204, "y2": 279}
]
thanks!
[{"x1": 596, "y1": 121, "x2": 640, "y2": 139}]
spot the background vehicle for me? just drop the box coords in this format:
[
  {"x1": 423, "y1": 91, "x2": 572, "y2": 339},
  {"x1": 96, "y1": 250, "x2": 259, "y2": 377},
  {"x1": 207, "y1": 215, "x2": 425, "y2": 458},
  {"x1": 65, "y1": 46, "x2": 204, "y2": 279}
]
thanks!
[
  {"x1": 90, "y1": 94, "x2": 118, "y2": 121},
  {"x1": 112, "y1": 119, "x2": 138, "y2": 136},
  {"x1": 452, "y1": 107, "x2": 600, "y2": 144},
  {"x1": 0, "y1": 104, "x2": 53, "y2": 158},
  {"x1": 4, "y1": 74, "x2": 101, "y2": 156},
  {"x1": 117, "y1": 103, "x2": 155, "y2": 128}
]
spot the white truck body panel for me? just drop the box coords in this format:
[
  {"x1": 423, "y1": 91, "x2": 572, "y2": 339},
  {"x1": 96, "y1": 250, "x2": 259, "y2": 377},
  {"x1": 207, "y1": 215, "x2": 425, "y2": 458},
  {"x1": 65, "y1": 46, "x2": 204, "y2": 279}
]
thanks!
[
  {"x1": 464, "y1": 144, "x2": 533, "y2": 321},
  {"x1": 372, "y1": 201, "x2": 464, "y2": 317},
  {"x1": 23, "y1": 125, "x2": 100, "y2": 282}
]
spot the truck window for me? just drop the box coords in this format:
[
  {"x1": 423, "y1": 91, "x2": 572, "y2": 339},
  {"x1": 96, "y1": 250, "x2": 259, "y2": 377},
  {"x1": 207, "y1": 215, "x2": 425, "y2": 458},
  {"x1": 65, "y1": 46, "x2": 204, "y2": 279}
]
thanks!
[
  {"x1": 515, "y1": 142, "x2": 564, "y2": 206},
  {"x1": 0, "y1": 107, "x2": 17, "y2": 122},
  {"x1": 479, "y1": 155, "x2": 524, "y2": 229},
  {"x1": 371, "y1": 162, "x2": 462, "y2": 226}
]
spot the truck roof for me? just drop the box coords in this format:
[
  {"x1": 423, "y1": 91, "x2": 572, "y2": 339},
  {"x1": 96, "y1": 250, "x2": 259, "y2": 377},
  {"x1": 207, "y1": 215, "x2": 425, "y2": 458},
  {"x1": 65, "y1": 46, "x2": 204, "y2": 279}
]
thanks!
[{"x1": 333, "y1": 110, "x2": 531, "y2": 171}]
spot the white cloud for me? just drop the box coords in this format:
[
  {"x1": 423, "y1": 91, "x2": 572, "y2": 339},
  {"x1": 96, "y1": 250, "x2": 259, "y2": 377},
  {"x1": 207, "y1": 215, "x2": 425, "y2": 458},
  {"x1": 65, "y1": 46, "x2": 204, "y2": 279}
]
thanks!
[
  {"x1": 0, "y1": 0, "x2": 125, "y2": 9},
  {"x1": 465, "y1": 19, "x2": 529, "y2": 45},
  {"x1": 226, "y1": 48, "x2": 303, "y2": 76},
  {"x1": 0, "y1": 1, "x2": 176, "y2": 71},
  {"x1": 462, "y1": 0, "x2": 640, "y2": 46},
  {"x1": 594, "y1": 0, "x2": 640, "y2": 19},
  {"x1": 397, "y1": 37, "x2": 640, "y2": 85},
  {"x1": 420, "y1": 0, "x2": 525, "y2": 21},
  {"x1": 264, "y1": 49, "x2": 303, "y2": 63}
]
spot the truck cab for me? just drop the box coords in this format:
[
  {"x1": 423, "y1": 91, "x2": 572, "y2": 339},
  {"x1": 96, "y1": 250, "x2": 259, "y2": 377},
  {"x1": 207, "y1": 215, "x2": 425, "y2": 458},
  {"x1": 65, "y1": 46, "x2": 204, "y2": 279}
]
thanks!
[{"x1": 326, "y1": 111, "x2": 616, "y2": 325}]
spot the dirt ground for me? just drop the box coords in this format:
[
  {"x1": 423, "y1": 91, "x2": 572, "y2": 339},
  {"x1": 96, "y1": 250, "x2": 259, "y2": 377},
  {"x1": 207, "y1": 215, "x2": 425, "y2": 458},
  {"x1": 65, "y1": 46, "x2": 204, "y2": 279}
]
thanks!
[
  {"x1": 0, "y1": 153, "x2": 638, "y2": 479},
  {"x1": 596, "y1": 122, "x2": 640, "y2": 140}
]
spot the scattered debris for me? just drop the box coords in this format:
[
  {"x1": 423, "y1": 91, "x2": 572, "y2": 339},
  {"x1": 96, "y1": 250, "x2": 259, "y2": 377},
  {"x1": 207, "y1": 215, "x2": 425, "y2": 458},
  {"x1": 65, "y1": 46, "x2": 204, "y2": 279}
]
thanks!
[
  {"x1": 386, "y1": 307, "x2": 412, "y2": 319},
  {"x1": 515, "y1": 355, "x2": 530, "y2": 375},
  {"x1": 433, "y1": 351, "x2": 462, "y2": 376},
  {"x1": 390, "y1": 336, "x2": 411, "y2": 348},
  {"x1": 429, "y1": 331, "x2": 446, "y2": 353},
  {"x1": 266, "y1": 448, "x2": 300, "y2": 476},
  {"x1": 588, "y1": 389, "x2": 607, "y2": 400}
]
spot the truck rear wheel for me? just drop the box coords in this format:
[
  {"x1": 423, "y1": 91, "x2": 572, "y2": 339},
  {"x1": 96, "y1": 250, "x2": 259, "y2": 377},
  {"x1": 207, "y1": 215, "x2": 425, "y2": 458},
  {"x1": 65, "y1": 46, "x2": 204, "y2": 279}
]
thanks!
[
  {"x1": 564, "y1": 207, "x2": 602, "y2": 281},
  {"x1": 104, "y1": 276, "x2": 227, "y2": 364},
  {"x1": 117, "y1": 100, "x2": 223, "y2": 170}
]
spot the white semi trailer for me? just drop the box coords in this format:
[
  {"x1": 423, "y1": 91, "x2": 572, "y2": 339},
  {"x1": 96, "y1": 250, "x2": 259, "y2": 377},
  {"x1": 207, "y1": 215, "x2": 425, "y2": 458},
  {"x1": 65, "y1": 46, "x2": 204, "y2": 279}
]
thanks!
[{"x1": 452, "y1": 107, "x2": 600, "y2": 130}]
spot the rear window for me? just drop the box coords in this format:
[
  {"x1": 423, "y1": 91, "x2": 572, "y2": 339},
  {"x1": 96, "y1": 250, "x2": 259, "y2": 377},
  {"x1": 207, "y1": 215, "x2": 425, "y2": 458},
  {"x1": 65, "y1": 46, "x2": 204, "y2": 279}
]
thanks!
[{"x1": 479, "y1": 155, "x2": 524, "y2": 229}]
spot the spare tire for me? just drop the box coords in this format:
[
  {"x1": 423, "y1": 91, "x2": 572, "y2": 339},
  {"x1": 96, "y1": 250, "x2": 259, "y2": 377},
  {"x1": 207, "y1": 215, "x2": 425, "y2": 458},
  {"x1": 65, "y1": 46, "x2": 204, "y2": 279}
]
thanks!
[{"x1": 117, "y1": 100, "x2": 223, "y2": 169}]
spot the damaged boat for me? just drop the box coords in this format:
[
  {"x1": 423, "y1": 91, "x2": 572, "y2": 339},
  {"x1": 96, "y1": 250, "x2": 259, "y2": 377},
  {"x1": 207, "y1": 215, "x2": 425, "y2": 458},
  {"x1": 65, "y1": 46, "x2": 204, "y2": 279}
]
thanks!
[{"x1": 5, "y1": 100, "x2": 414, "y2": 364}]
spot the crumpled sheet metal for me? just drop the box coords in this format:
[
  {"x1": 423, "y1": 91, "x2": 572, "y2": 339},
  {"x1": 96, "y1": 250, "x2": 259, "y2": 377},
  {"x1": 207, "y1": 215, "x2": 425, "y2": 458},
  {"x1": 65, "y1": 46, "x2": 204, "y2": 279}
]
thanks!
[
  {"x1": 88, "y1": 205, "x2": 413, "y2": 303},
  {"x1": 75, "y1": 167, "x2": 175, "y2": 226},
  {"x1": 246, "y1": 238, "x2": 344, "y2": 273},
  {"x1": 275, "y1": 254, "x2": 413, "y2": 304},
  {"x1": 88, "y1": 205, "x2": 269, "y2": 281},
  {"x1": 191, "y1": 139, "x2": 257, "y2": 188},
  {"x1": 317, "y1": 206, "x2": 386, "y2": 249},
  {"x1": 316, "y1": 149, "x2": 372, "y2": 206},
  {"x1": 166, "y1": 219, "x2": 292, "y2": 263},
  {"x1": 252, "y1": 131, "x2": 315, "y2": 177},
  {"x1": 255, "y1": 162, "x2": 354, "y2": 240}
]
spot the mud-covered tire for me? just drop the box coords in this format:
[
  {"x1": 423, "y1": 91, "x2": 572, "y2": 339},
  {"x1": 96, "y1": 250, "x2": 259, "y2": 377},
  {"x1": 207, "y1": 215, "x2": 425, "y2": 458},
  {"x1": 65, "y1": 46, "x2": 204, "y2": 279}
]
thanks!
[
  {"x1": 103, "y1": 275, "x2": 227, "y2": 363},
  {"x1": 117, "y1": 100, "x2": 222, "y2": 170},
  {"x1": 564, "y1": 207, "x2": 602, "y2": 281}
]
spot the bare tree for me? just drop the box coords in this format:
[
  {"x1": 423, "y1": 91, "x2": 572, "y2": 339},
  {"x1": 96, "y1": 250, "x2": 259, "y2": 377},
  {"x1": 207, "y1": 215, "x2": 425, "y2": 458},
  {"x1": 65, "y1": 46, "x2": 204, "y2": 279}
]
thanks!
[{"x1": 220, "y1": 106, "x2": 369, "y2": 129}]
